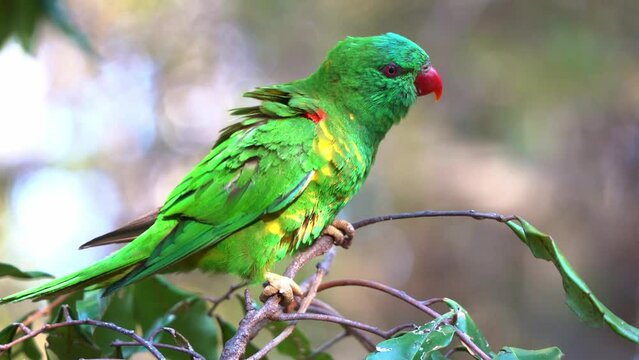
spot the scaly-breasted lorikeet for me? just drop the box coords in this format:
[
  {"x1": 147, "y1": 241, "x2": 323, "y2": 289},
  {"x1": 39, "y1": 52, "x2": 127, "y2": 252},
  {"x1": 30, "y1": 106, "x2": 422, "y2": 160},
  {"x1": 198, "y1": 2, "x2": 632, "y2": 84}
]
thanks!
[{"x1": 1, "y1": 33, "x2": 443, "y2": 305}]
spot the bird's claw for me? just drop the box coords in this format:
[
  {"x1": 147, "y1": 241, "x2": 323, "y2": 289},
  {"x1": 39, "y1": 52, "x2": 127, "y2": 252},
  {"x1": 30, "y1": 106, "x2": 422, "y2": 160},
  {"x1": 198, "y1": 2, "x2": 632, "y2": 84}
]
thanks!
[
  {"x1": 260, "y1": 272, "x2": 303, "y2": 306},
  {"x1": 322, "y1": 219, "x2": 355, "y2": 249}
]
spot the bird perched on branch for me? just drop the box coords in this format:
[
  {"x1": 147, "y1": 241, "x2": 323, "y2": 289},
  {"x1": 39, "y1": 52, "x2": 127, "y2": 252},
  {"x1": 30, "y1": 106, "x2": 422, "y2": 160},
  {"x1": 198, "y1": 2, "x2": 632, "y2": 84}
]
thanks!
[{"x1": 1, "y1": 33, "x2": 442, "y2": 305}]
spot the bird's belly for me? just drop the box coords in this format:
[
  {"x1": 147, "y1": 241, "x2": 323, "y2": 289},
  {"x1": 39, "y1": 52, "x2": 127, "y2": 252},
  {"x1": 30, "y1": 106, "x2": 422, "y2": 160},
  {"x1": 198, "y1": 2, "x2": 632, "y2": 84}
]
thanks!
[
  {"x1": 179, "y1": 156, "x2": 367, "y2": 281},
  {"x1": 180, "y1": 196, "x2": 332, "y2": 281}
]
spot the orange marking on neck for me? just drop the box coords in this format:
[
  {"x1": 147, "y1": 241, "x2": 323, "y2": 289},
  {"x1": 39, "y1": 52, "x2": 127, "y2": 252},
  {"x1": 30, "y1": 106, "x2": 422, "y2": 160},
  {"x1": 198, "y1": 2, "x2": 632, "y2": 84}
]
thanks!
[{"x1": 306, "y1": 108, "x2": 327, "y2": 123}]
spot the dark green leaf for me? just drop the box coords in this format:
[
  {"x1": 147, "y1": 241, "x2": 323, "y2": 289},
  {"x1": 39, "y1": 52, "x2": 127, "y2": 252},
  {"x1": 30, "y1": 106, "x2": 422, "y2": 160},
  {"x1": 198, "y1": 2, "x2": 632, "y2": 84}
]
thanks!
[
  {"x1": 313, "y1": 352, "x2": 335, "y2": 360},
  {"x1": 0, "y1": 313, "x2": 42, "y2": 360},
  {"x1": 154, "y1": 298, "x2": 218, "y2": 360},
  {"x1": 14, "y1": 0, "x2": 43, "y2": 52},
  {"x1": 133, "y1": 275, "x2": 192, "y2": 335},
  {"x1": 507, "y1": 218, "x2": 639, "y2": 343},
  {"x1": 0, "y1": 0, "x2": 13, "y2": 48},
  {"x1": 265, "y1": 320, "x2": 332, "y2": 359},
  {"x1": 41, "y1": 0, "x2": 96, "y2": 55},
  {"x1": 495, "y1": 346, "x2": 563, "y2": 360},
  {"x1": 266, "y1": 320, "x2": 311, "y2": 358},
  {"x1": 45, "y1": 307, "x2": 101, "y2": 360},
  {"x1": 47, "y1": 291, "x2": 84, "y2": 332},
  {"x1": 0, "y1": 262, "x2": 53, "y2": 280},
  {"x1": 216, "y1": 316, "x2": 262, "y2": 358},
  {"x1": 443, "y1": 298, "x2": 494, "y2": 357},
  {"x1": 76, "y1": 289, "x2": 136, "y2": 357},
  {"x1": 367, "y1": 315, "x2": 455, "y2": 360},
  {"x1": 428, "y1": 352, "x2": 446, "y2": 360}
]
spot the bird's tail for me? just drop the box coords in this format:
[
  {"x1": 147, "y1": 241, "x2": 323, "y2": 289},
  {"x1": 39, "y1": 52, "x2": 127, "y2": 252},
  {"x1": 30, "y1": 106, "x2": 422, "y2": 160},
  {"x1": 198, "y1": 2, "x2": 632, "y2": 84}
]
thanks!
[{"x1": 0, "y1": 220, "x2": 176, "y2": 304}]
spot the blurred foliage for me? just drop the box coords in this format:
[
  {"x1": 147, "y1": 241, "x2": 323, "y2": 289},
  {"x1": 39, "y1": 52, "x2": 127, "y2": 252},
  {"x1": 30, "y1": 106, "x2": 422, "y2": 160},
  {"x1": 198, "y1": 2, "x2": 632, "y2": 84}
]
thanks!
[
  {"x1": 0, "y1": 0, "x2": 93, "y2": 53},
  {"x1": 0, "y1": 313, "x2": 41, "y2": 360},
  {"x1": 0, "y1": 276, "x2": 219, "y2": 359},
  {"x1": 0, "y1": 263, "x2": 52, "y2": 280}
]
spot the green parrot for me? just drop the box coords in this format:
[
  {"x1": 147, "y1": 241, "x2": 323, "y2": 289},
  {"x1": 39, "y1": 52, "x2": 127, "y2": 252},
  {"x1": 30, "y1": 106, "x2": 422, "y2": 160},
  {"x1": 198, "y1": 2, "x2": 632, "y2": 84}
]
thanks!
[{"x1": 0, "y1": 33, "x2": 442, "y2": 305}]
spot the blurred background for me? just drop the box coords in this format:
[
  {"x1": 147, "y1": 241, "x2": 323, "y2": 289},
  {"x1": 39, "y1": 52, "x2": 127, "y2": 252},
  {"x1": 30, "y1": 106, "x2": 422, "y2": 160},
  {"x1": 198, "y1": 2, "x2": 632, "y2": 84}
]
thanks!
[{"x1": 1, "y1": 1, "x2": 638, "y2": 358}]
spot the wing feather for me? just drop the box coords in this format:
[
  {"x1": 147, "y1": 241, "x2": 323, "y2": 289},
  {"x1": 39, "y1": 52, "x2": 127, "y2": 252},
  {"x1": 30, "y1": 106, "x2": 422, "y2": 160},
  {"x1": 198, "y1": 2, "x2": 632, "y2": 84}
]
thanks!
[
  {"x1": 79, "y1": 209, "x2": 159, "y2": 249},
  {"x1": 105, "y1": 115, "x2": 323, "y2": 293}
]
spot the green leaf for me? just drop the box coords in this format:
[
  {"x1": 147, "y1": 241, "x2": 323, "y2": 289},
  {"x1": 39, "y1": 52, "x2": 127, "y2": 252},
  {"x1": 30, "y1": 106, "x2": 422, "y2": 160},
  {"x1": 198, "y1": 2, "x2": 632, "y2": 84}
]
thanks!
[
  {"x1": 428, "y1": 351, "x2": 447, "y2": 360},
  {"x1": 41, "y1": 0, "x2": 96, "y2": 55},
  {"x1": 507, "y1": 218, "x2": 639, "y2": 343},
  {"x1": 0, "y1": 0, "x2": 13, "y2": 48},
  {"x1": 46, "y1": 291, "x2": 85, "y2": 333},
  {"x1": 14, "y1": 0, "x2": 43, "y2": 53},
  {"x1": 443, "y1": 298, "x2": 494, "y2": 357},
  {"x1": 265, "y1": 320, "x2": 311, "y2": 358},
  {"x1": 76, "y1": 289, "x2": 136, "y2": 357},
  {"x1": 495, "y1": 346, "x2": 563, "y2": 360},
  {"x1": 265, "y1": 319, "x2": 332, "y2": 359},
  {"x1": 367, "y1": 315, "x2": 455, "y2": 360},
  {"x1": 132, "y1": 275, "x2": 193, "y2": 335},
  {"x1": 45, "y1": 307, "x2": 101, "y2": 360},
  {"x1": 74, "y1": 289, "x2": 111, "y2": 322},
  {"x1": 0, "y1": 262, "x2": 53, "y2": 280},
  {"x1": 216, "y1": 316, "x2": 262, "y2": 358},
  {"x1": 153, "y1": 298, "x2": 218, "y2": 360},
  {"x1": 0, "y1": 313, "x2": 42, "y2": 360}
]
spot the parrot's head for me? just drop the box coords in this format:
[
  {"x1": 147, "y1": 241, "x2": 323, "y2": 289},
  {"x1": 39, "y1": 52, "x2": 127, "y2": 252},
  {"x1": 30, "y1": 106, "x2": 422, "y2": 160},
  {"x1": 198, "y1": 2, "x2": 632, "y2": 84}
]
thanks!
[{"x1": 310, "y1": 33, "x2": 443, "y2": 134}]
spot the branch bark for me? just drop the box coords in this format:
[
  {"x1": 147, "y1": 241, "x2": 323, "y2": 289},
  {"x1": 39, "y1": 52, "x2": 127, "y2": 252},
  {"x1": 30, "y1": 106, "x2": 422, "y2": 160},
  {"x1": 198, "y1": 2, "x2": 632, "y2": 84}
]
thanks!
[
  {"x1": 220, "y1": 235, "x2": 335, "y2": 360},
  {"x1": 221, "y1": 210, "x2": 515, "y2": 359}
]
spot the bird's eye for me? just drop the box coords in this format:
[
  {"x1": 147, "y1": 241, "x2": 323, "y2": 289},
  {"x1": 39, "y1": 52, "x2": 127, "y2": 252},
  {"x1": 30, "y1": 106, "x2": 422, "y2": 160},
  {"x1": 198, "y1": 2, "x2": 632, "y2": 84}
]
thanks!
[{"x1": 382, "y1": 63, "x2": 402, "y2": 78}]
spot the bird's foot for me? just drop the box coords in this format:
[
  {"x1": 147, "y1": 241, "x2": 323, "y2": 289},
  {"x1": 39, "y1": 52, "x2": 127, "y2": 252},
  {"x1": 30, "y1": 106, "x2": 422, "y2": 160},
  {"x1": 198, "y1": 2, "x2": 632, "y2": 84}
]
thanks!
[
  {"x1": 260, "y1": 272, "x2": 303, "y2": 306},
  {"x1": 322, "y1": 219, "x2": 355, "y2": 249}
]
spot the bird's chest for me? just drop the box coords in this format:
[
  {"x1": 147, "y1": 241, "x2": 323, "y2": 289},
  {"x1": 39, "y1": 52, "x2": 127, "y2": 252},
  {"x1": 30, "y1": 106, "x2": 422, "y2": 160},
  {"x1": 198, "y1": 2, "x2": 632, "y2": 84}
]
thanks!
[{"x1": 311, "y1": 126, "x2": 370, "y2": 206}]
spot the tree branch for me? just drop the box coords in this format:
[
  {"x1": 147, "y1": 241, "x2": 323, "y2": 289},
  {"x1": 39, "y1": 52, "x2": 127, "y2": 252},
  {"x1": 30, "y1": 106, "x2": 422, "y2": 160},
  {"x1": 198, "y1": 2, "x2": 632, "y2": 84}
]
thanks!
[
  {"x1": 308, "y1": 298, "x2": 377, "y2": 352},
  {"x1": 351, "y1": 209, "x2": 516, "y2": 229},
  {"x1": 0, "y1": 305, "x2": 166, "y2": 359},
  {"x1": 317, "y1": 279, "x2": 492, "y2": 360},
  {"x1": 220, "y1": 235, "x2": 335, "y2": 360},
  {"x1": 247, "y1": 247, "x2": 336, "y2": 360},
  {"x1": 1, "y1": 209, "x2": 517, "y2": 359},
  {"x1": 111, "y1": 340, "x2": 206, "y2": 359},
  {"x1": 221, "y1": 209, "x2": 514, "y2": 359}
]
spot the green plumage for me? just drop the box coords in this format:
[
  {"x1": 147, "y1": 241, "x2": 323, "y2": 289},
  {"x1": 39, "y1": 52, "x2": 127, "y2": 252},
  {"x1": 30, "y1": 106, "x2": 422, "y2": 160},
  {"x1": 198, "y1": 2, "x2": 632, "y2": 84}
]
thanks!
[{"x1": 1, "y1": 33, "x2": 433, "y2": 303}]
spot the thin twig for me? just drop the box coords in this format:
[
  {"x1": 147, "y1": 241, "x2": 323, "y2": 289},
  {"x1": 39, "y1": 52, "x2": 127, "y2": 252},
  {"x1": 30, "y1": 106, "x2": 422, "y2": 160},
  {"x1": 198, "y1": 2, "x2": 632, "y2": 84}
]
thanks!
[
  {"x1": 204, "y1": 282, "x2": 248, "y2": 315},
  {"x1": 309, "y1": 299, "x2": 377, "y2": 352},
  {"x1": 270, "y1": 313, "x2": 417, "y2": 340},
  {"x1": 318, "y1": 279, "x2": 443, "y2": 318},
  {"x1": 351, "y1": 209, "x2": 516, "y2": 229},
  {"x1": 272, "y1": 312, "x2": 389, "y2": 338},
  {"x1": 317, "y1": 279, "x2": 491, "y2": 360},
  {"x1": 0, "y1": 305, "x2": 165, "y2": 359},
  {"x1": 111, "y1": 340, "x2": 206, "y2": 359},
  {"x1": 309, "y1": 331, "x2": 349, "y2": 358},
  {"x1": 444, "y1": 345, "x2": 471, "y2": 358},
  {"x1": 22, "y1": 294, "x2": 69, "y2": 327},
  {"x1": 385, "y1": 323, "x2": 418, "y2": 337},
  {"x1": 147, "y1": 326, "x2": 201, "y2": 359}
]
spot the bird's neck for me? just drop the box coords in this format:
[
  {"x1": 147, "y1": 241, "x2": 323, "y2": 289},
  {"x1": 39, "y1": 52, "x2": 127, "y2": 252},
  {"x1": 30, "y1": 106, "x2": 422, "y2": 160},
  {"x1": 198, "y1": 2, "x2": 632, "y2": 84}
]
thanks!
[{"x1": 295, "y1": 76, "x2": 405, "y2": 151}]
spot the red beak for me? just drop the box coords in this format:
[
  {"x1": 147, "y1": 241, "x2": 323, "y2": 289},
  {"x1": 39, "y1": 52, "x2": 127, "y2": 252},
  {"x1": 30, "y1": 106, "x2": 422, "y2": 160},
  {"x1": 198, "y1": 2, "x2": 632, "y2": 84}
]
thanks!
[{"x1": 414, "y1": 65, "x2": 443, "y2": 101}]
